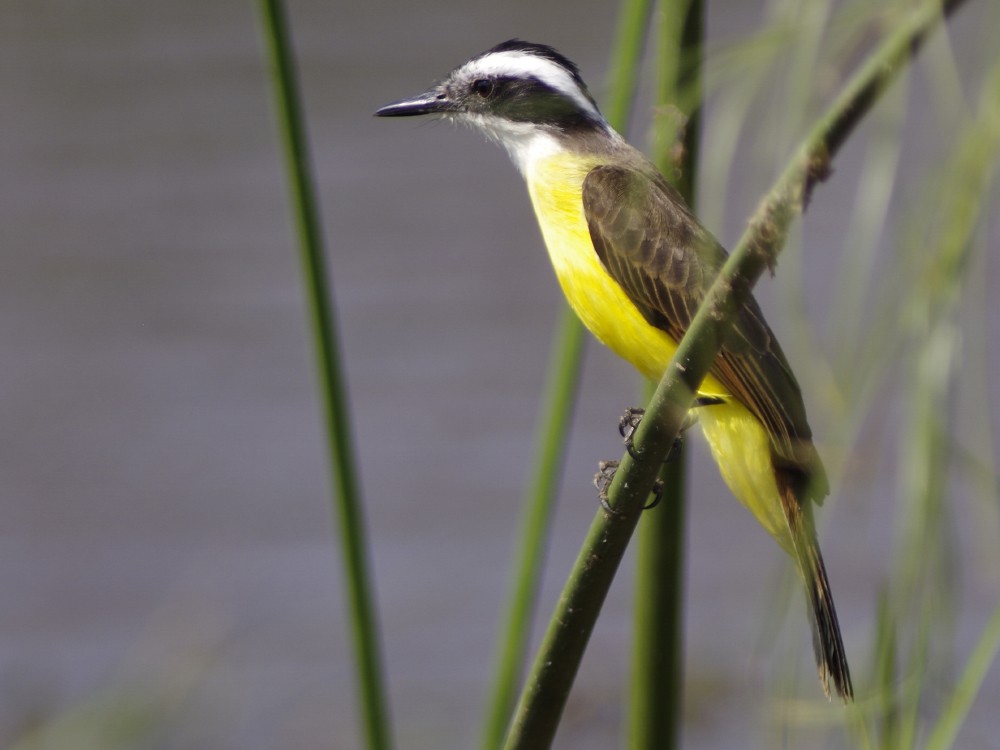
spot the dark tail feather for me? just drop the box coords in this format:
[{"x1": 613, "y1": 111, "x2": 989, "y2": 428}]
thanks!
[
  {"x1": 801, "y1": 529, "x2": 853, "y2": 701},
  {"x1": 777, "y1": 474, "x2": 854, "y2": 702}
]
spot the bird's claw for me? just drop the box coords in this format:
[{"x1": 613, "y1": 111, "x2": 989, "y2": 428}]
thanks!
[
  {"x1": 593, "y1": 458, "x2": 665, "y2": 513},
  {"x1": 594, "y1": 459, "x2": 620, "y2": 513},
  {"x1": 619, "y1": 406, "x2": 687, "y2": 464},
  {"x1": 618, "y1": 407, "x2": 645, "y2": 460}
]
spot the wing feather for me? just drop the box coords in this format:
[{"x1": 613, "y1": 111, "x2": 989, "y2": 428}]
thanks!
[{"x1": 582, "y1": 164, "x2": 828, "y2": 499}]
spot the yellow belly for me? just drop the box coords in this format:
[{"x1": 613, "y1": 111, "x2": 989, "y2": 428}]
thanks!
[
  {"x1": 696, "y1": 401, "x2": 791, "y2": 548},
  {"x1": 524, "y1": 153, "x2": 728, "y2": 389},
  {"x1": 524, "y1": 153, "x2": 790, "y2": 548}
]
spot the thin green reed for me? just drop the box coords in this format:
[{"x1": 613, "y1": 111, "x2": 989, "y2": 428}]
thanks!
[
  {"x1": 629, "y1": 3, "x2": 702, "y2": 750},
  {"x1": 257, "y1": 3, "x2": 393, "y2": 750},
  {"x1": 479, "y1": 308, "x2": 586, "y2": 750}
]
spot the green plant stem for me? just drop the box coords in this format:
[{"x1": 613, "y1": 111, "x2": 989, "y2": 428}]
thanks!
[
  {"x1": 630, "y1": 451, "x2": 687, "y2": 750},
  {"x1": 925, "y1": 599, "x2": 1000, "y2": 750},
  {"x1": 501, "y1": 3, "x2": 964, "y2": 747},
  {"x1": 629, "y1": 3, "x2": 702, "y2": 749},
  {"x1": 480, "y1": 308, "x2": 584, "y2": 750},
  {"x1": 257, "y1": 3, "x2": 392, "y2": 750},
  {"x1": 479, "y1": 1, "x2": 653, "y2": 746},
  {"x1": 873, "y1": 593, "x2": 899, "y2": 750},
  {"x1": 604, "y1": 0, "x2": 656, "y2": 126}
]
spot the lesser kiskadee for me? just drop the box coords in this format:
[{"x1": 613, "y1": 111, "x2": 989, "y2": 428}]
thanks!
[{"x1": 376, "y1": 39, "x2": 852, "y2": 701}]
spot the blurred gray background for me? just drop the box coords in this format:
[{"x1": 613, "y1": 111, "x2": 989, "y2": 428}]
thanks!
[{"x1": 2, "y1": 1, "x2": 998, "y2": 748}]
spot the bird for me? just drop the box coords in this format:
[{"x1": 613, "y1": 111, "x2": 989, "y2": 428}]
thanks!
[{"x1": 375, "y1": 38, "x2": 852, "y2": 701}]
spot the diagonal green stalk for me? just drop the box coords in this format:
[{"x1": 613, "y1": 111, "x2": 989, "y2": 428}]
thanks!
[
  {"x1": 256, "y1": 3, "x2": 392, "y2": 749},
  {"x1": 924, "y1": 599, "x2": 1000, "y2": 750},
  {"x1": 501, "y1": 2, "x2": 966, "y2": 747},
  {"x1": 629, "y1": 2, "x2": 702, "y2": 749},
  {"x1": 479, "y1": 1, "x2": 653, "y2": 747}
]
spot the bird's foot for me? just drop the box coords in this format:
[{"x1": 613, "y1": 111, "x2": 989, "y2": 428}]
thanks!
[
  {"x1": 593, "y1": 459, "x2": 665, "y2": 513},
  {"x1": 618, "y1": 407, "x2": 645, "y2": 460},
  {"x1": 617, "y1": 406, "x2": 685, "y2": 463},
  {"x1": 619, "y1": 397, "x2": 724, "y2": 457}
]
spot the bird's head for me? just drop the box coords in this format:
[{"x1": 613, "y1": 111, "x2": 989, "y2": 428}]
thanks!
[{"x1": 375, "y1": 40, "x2": 615, "y2": 170}]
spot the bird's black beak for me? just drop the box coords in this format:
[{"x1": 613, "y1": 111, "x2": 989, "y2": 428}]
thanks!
[{"x1": 375, "y1": 86, "x2": 452, "y2": 117}]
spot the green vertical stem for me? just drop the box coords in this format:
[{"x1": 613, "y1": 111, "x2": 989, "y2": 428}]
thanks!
[
  {"x1": 924, "y1": 599, "x2": 1000, "y2": 750},
  {"x1": 257, "y1": 3, "x2": 393, "y2": 750},
  {"x1": 604, "y1": 0, "x2": 656, "y2": 126},
  {"x1": 480, "y1": 0, "x2": 653, "y2": 746},
  {"x1": 630, "y1": 452, "x2": 687, "y2": 750},
  {"x1": 629, "y1": 2, "x2": 702, "y2": 749},
  {"x1": 480, "y1": 308, "x2": 585, "y2": 750}
]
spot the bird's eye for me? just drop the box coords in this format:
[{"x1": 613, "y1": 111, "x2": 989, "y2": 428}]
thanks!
[{"x1": 472, "y1": 79, "x2": 495, "y2": 98}]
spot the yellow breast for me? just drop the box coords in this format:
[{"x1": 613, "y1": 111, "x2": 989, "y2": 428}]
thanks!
[
  {"x1": 525, "y1": 153, "x2": 721, "y2": 388},
  {"x1": 523, "y1": 153, "x2": 789, "y2": 549}
]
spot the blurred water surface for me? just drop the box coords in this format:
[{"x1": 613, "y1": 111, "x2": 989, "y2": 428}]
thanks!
[{"x1": 1, "y1": 1, "x2": 998, "y2": 749}]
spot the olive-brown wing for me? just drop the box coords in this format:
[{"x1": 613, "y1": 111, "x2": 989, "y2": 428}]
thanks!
[{"x1": 582, "y1": 164, "x2": 828, "y2": 499}]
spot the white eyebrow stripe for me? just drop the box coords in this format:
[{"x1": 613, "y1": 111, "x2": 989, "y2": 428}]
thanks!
[{"x1": 462, "y1": 51, "x2": 603, "y2": 122}]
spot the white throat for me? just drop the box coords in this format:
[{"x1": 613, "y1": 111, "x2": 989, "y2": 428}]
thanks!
[{"x1": 463, "y1": 114, "x2": 567, "y2": 175}]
